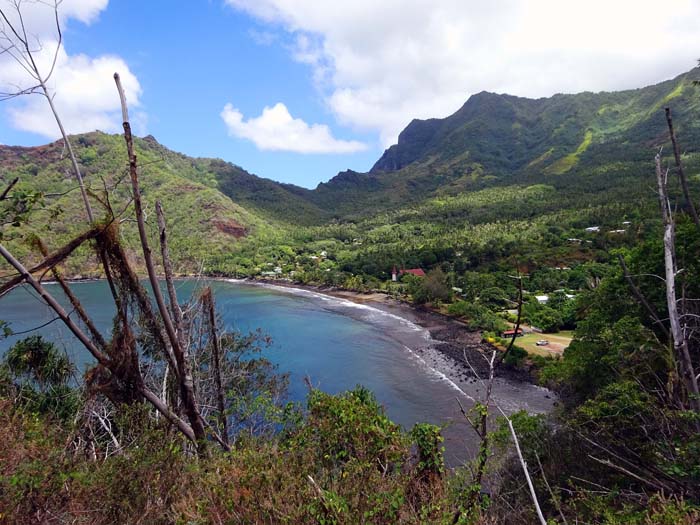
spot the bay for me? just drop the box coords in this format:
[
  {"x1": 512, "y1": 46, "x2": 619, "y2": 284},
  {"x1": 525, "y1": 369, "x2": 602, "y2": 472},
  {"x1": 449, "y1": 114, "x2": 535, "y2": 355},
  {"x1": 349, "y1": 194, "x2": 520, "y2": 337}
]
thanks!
[{"x1": 0, "y1": 279, "x2": 553, "y2": 464}]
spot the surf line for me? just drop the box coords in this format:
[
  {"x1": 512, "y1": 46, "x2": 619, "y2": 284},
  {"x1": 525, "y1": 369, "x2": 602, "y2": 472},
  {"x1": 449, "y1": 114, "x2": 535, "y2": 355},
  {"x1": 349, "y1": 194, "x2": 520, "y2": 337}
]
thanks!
[{"x1": 224, "y1": 279, "x2": 475, "y2": 401}]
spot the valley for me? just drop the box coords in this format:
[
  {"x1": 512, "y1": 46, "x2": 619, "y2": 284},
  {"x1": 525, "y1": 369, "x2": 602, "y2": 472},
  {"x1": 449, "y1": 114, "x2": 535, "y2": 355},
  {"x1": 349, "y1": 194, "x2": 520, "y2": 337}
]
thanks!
[{"x1": 2, "y1": 54, "x2": 700, "y2": 524}]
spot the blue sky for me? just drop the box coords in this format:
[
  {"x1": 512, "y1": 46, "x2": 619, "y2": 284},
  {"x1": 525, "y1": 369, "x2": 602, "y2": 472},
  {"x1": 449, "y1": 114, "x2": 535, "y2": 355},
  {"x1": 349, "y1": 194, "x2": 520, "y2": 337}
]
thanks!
[
  {"x1": 0, "y1": 1, "x2": 381, "y2": 188},
  {"x1": 1, "y1": 0, "x2": 699, "y2": 188}
]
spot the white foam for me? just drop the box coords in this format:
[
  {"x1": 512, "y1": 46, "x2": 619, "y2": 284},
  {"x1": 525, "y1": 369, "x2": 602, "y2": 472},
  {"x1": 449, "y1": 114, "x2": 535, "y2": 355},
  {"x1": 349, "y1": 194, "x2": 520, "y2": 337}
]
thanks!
[
  {"x1": 219, "y1": 279, "x2": 556, "y2": 414},
  {"x1": 228, "y1": 280, "x2": 427, "y2": 334},
  {"x1": 222, "y1": 279, "x2": 476, "y2": 399},
  {"x1": 400, "y1": 344, "x2": 476, "y2": 402}
]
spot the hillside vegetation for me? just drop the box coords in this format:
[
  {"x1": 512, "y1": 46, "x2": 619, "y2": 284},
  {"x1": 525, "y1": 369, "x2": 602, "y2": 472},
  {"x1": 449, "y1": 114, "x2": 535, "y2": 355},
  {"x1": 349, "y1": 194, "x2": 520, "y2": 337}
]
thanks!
[{"x1": 2, "y1": 66, "x2": 700, "y2": 524}]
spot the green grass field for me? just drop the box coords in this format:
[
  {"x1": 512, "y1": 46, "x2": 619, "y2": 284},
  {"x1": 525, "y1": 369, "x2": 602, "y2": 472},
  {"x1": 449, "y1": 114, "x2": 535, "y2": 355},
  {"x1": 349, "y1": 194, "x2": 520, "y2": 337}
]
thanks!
[{"x1": 518, "y1": 330, "x2": 573, "y2": 356}]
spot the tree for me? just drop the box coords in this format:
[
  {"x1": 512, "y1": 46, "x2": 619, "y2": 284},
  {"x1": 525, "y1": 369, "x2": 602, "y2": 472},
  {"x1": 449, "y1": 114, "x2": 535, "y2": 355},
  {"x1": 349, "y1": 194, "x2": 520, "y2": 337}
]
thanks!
[
  {"x1": 2, "y1": 335, "x2": 78, "y2": 420},
  {"x1": 0, "y1": 1, "x2": 284, "y2": 455},
  {"x1": 0, "y1": 0, "x2": 93, "y2": 222},
  {"x1": 413, "y1": 267, "x2": 451, "y2": 304},
  {"x1": 654, "y1": 151, "x2": 700, "y2": 416}
]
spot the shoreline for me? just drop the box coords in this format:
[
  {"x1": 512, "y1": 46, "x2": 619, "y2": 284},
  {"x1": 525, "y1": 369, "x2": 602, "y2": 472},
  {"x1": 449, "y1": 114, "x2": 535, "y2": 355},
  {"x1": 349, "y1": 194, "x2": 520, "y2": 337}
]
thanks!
[
  {"x1": 235, "y1": 278, "x2": 540, "y2": 387},
  {"x1": 38, "y1": 275, "x2": 549, "y2": 396}
]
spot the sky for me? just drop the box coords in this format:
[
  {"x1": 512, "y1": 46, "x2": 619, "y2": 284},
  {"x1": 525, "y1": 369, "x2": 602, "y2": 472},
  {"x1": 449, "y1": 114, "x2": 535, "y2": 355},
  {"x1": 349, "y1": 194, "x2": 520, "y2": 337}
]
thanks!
[{"x1": 0, "y1": 0, "x2": 699, "y2": 188}]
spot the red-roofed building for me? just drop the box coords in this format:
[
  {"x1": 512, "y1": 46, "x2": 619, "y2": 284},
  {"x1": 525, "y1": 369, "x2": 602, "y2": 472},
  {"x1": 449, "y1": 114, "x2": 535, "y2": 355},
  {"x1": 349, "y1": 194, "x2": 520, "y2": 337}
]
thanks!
[
  {"x1": 502, "y1": 329, "x2": 524, "y2": 338},
  {"x1": 401, "y1": 268, "x2": 426, "y2": 278}
]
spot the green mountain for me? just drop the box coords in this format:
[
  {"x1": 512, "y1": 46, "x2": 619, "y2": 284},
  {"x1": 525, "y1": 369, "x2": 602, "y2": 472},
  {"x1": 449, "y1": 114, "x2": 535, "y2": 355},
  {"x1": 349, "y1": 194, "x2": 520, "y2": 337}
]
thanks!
[
  {"x1": 134, "y1": 136, "x2": 328, "y2": 225},
  {"x1": 1, "y1": 67, "x2": 699, "y2": 278},
  {"x1": 306, "y1": 67, "x2": 700, "y2": 217},
  {"x1": 0, "y1": 132, "x2": 277, "y2": 275}
]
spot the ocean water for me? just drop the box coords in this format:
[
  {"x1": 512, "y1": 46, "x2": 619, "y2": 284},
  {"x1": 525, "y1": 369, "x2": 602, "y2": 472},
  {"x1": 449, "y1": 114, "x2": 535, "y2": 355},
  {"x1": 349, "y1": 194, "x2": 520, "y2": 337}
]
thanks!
[{"x1": 0, "y1": 279, "x2": 553, "y2": 464}]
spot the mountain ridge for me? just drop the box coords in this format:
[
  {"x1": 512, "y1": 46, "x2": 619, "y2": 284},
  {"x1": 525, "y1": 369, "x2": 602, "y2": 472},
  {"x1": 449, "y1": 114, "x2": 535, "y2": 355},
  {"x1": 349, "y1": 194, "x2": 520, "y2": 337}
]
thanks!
[{"x1": 2, "y1": 66, "x2": 700, "y2": 276}]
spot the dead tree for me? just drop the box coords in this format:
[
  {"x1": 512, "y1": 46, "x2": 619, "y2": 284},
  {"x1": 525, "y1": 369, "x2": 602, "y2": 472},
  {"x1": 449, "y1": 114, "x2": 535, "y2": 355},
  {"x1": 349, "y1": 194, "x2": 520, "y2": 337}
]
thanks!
[
  {"x1": 655, "y1": 153, "x2": 700, "y2": 416},
  {"x1": 455, "y1": 346, "x2": 546, "y2": 525},
  {"x1": 453, "y1": 272, "x2": 546, "y2": 524},
  {"x1": 0, "y1": 2, "x2": 243, "y2": 455},
  {"x1": 200, "y1": 287, "x2": 229, "y2": 446},
  {"x1": 114, "y1": 73, "x2": 208, "y2": 449}
]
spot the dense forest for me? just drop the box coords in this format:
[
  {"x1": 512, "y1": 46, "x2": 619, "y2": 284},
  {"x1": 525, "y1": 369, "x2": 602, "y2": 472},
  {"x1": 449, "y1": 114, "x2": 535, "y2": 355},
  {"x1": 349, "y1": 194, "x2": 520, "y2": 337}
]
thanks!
[{"x1": 1, "y1": 4, "x2": 700, "y2": 520}]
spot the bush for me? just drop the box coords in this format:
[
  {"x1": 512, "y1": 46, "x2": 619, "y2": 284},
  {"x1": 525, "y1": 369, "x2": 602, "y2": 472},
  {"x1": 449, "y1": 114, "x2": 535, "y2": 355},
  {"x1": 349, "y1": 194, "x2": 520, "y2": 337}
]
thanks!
[
  {"x1": 447, "y1": 301, "x2": 507, "y2": 332},
  {"x1": 411, "y1": 268, "x2": 451, "y2": 305},
  {"x1": 2, "y1": 336, "x2": 78, "y2": 421},
  {"x1": 503, "y1": 345, "x2": 528, "y2": 367},
  {"x1": 526, "y1": 305, "x2": 563, "y2": 333}
]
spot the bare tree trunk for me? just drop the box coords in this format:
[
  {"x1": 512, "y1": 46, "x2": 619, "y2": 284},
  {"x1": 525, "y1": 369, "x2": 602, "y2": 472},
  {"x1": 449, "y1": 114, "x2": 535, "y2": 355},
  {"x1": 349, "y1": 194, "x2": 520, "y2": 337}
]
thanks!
[
  {"x1": 655, "y1": 154, "x2": 700, "y2": 418},
  {"x1": 155, "y1": 201, "x2": 185, "y2": 415},
  {"x1": 456, "y1": 343, "x2": 547, "y2": 524},
  {"x1": 497, "y1": 273, "x2": 523, "y2": 366},
  {"x1": 665, "y1": 107, "x2": 700, "y2": 229},
  {"x1": 41, "y1": 80, "x2": 94, "y2": 223},
  {"x1": 155, "y1": 201, "x2": 184, "y2": 331},
  {"x1": 114, "y1": 73, "x2": 207, "y2": 448},
  {"x1": 0, "y1": 242, "x2": 110, "y2": 367},
  {"x1": 201, "y1": 287, "x2": 229, "y2": 446},
  {"x1": 469, "y1": 350, "x2": 496, "y2": 507},
  {"x1": 507, "y1": 418, "x2": 547, "y2": 525},
  {"x1": 0, "y1": 241, "x2": 200, "y2": 442}
]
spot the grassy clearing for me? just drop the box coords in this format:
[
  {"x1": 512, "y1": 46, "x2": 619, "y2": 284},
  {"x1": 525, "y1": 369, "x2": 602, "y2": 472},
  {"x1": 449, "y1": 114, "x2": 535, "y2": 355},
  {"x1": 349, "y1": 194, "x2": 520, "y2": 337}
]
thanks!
[{"x1": 518, "y1": 330, "x2": 573, "y2": 356}]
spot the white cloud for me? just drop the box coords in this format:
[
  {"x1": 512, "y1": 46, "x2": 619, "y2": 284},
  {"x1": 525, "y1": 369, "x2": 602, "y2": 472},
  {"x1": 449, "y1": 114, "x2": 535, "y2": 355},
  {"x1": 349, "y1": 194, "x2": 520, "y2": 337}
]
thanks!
[
  {"x1": 226, "y1": 0, "x2": 700, "y2": 146},
  {"x1": 221, "y1": 102, "x2": 366, "y2": 154},
  {"x1": 0, "y1": 0, "x2": 143, "y2": 139}
]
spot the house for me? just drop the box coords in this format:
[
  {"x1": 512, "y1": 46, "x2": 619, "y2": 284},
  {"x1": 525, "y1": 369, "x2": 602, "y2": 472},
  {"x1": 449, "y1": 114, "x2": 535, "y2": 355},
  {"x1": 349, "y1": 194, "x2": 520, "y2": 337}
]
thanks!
[
  {"x1": 401, "y1": 268, "x2": 426, "y2": 278},
  {"x1": 502, "y1": 329, "x2": 524, "y2": 338},
  {"x1": 535, "y1": 295, "x2": 549, "y2": 304},
  {"x1": 585, "y1": 226, "x2": 600, "y2": 233}
]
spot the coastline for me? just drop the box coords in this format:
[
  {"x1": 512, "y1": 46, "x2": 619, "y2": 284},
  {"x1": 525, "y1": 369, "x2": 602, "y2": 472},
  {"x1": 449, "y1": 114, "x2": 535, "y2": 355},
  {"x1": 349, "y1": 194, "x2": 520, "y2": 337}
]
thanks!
[
  {"x1": 236, "y1": 278, "x2": 541, "y2": 387},
  {"x1": 35, "y1": 275, "x2": 553, "y2": 407}
]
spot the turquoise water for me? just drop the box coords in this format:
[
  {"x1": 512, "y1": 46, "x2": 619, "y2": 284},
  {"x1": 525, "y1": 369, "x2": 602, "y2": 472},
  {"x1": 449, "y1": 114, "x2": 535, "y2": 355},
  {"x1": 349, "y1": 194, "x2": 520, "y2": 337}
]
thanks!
[
  {"x1": 0, "y1": 279, "x2": 554, "y2": 464},
  {"x1": 0, "y1": 281, "x2": 476, "y2": 458}
]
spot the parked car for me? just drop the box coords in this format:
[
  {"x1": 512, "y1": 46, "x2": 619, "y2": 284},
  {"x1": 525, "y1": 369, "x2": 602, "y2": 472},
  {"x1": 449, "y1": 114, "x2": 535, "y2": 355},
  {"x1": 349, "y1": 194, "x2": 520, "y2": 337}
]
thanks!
[{"x1": 536, "y1": 340, "x2": 550, "y2": 346}]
